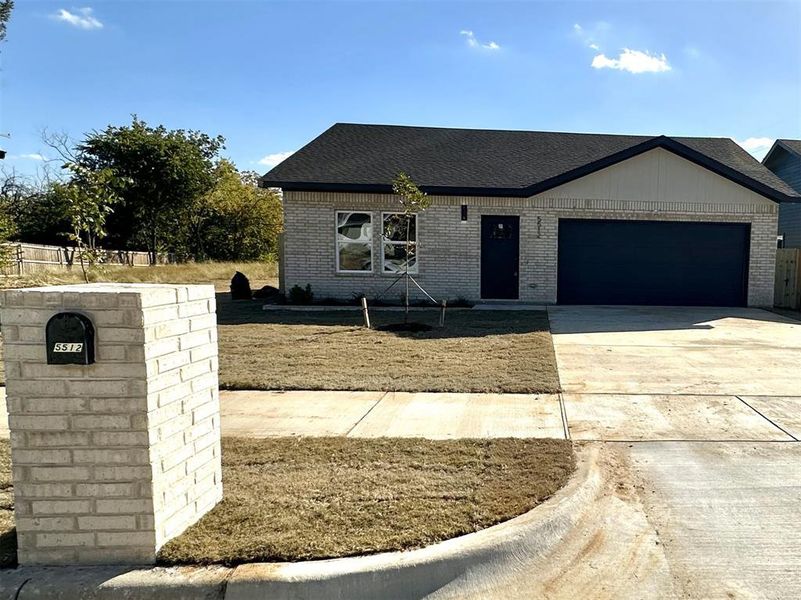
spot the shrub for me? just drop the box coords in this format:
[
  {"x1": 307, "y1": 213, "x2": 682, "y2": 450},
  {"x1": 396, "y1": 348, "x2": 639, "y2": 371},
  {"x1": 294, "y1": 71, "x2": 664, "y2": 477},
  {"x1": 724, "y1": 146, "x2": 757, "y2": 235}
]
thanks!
[
  {"x1": 288, "y1": 284, "x2": 314, "y2": 305},
  {"x1": 449, "y1": 297, "x2": 473, "y2": 308}
]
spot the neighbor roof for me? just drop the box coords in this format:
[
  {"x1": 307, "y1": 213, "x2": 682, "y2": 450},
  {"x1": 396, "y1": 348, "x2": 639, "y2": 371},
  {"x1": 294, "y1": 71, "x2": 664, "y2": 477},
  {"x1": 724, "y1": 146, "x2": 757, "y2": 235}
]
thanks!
[
  {"x1": 763, "y1": 139, "x2": 801, "y2": 166},
  {"x1": 261, "y1": 123, "x2": 801, "y2": 202}
]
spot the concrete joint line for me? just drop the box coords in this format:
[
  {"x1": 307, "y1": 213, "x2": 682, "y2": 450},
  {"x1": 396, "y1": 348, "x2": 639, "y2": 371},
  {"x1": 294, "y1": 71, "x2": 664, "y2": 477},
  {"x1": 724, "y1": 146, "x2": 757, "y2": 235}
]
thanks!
[
  {"x1": 345, "y1": 391, "x2": 389, "y2": 437},
  {"x1": 558, "y1": 393, "x2": 571, "y2": 440},
  {"x1": 735, "y1": 395, "x2": 799, "y2": 441}
]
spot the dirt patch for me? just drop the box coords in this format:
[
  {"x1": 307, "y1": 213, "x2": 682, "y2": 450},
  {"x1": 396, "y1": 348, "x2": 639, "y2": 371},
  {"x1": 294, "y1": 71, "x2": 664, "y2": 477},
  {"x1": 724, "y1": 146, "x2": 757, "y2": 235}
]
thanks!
[{"x1": 158, "y1": 437, "x2": 574, "y2": 566}]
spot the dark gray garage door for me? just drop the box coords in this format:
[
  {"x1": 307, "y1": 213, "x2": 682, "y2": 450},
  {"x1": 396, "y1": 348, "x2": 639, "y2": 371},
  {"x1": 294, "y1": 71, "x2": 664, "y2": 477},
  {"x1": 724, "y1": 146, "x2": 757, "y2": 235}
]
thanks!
[{"x1": 557, "y1": 219, "x2": 750, "y2": 306}]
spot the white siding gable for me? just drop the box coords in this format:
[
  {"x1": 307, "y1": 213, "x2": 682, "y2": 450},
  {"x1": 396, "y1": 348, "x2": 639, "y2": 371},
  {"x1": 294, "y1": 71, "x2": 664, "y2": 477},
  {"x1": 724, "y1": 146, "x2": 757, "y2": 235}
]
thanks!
[{"x1": 534, "y1": 147, "x2": 775, "y2": 207}]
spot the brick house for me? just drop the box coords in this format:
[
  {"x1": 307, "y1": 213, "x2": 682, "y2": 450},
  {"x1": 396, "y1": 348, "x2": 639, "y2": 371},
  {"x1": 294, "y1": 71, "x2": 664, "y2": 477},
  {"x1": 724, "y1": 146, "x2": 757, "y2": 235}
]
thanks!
[{"x1": 261, "y1": 124, "x2": 800, "y2": 307}]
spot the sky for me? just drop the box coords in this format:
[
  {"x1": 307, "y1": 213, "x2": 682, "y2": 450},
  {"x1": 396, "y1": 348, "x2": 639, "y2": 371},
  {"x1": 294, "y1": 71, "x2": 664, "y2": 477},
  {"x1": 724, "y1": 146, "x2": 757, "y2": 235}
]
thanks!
[{"x1": 2, "y1": 0, "x2": 800, "y2": 177}]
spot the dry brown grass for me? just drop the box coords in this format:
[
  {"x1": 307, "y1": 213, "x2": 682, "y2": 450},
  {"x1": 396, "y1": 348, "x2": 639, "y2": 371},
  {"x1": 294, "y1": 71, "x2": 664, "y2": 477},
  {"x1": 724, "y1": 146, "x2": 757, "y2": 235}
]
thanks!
[
  {"x1": 217, "y1": 298, "x2": 560, "y2": 393},
  {"x1": 0, "y1": 265, "x2": 560, "y2": 393},
  {"x1": 0, "y1": 261, "x2": 278, "y2": 292},
  {"x1": 158, "y1": 437, "x2": 574, "y2": 565}
]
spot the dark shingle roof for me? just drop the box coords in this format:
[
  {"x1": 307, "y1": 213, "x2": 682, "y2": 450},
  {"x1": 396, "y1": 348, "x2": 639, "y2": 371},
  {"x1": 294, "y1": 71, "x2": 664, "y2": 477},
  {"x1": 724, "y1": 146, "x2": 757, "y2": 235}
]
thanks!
[
  {"x1": 262, "y1": 123, "x2": 800, "y2": 202},
  {"x1": 777, "y1": 139, "x2": 801, "y2": 157}
]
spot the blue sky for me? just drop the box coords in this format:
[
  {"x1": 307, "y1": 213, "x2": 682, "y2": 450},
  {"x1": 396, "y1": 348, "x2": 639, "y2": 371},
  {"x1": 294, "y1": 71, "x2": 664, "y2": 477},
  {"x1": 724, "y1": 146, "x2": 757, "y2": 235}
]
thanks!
[{"x1": 2, "y1": 0, "x2": 800, "y2": 176}]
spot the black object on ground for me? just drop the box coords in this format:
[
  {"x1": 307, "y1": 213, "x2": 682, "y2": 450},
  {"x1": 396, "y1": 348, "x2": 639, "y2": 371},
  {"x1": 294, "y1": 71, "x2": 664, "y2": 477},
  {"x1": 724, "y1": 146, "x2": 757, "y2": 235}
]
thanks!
[
  {"x1": 376, "y1": 322, "x2": 433, "y2": 332},
  {"x1": 253, "y1": 285, "x2": 280, "y2": 301},
  {"x1": 230, "y1": 272, "x2": 252, "y2": 300}
]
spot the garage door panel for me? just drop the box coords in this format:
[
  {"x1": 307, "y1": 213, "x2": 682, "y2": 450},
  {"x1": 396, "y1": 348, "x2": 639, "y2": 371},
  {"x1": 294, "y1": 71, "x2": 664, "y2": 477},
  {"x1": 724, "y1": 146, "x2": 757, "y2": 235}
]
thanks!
[{"x1": 557, "y1": 219, "x2": 750, "y2": 306}]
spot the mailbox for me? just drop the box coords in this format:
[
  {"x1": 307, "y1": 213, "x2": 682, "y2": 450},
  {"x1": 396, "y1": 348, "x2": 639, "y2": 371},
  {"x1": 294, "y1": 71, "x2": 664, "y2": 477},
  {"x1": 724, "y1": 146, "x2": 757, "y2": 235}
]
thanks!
[{"x1": 46, "y1": 312, "x2": 95, "y2": 365}]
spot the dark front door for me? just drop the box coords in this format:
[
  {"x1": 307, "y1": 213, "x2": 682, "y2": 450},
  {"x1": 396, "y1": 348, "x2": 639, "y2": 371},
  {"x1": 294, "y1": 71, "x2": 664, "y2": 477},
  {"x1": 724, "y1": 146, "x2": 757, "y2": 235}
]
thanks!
[
  {"x1": 481, "y1": 215, "x2": 520, "y2": 299},
  {"x1": 557, "y1": 219, "x2": 750, "y2": 306}
]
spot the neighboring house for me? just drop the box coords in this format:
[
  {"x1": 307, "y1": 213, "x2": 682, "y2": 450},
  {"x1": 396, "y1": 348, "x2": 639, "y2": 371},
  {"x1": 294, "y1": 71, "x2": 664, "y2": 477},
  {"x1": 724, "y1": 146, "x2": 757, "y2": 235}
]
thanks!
[
  {"x1": 261, "y1": 124, "x2": 800, "y2": 307},
  {"x1": 762, "y1": 139, "x2": 801, "y2": 248}
]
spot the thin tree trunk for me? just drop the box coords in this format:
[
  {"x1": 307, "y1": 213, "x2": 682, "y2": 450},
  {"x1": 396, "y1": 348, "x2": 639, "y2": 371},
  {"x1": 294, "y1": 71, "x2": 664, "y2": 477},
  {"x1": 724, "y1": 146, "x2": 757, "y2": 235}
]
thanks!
[
  {"x1": 76, "y1": 227, "x2": 88, "y2": 283},
  {"x1": 405, "y1": 214, "x2": 410, "y2": 323}
]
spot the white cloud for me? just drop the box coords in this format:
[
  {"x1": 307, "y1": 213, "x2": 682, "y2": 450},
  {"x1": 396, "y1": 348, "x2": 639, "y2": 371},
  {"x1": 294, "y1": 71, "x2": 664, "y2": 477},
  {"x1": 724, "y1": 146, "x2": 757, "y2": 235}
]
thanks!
[
  {"x1": 591, "y1": 48, "x2": 671, "y2": 74},
  {"x1": 573, "y1": 21, "x2": 608, "y2": 51},
  {"x1": 258, "y1": 151, "x2": 294, "y2": 168},
  {"x1": 8, "y1": 153, "x2": 46, "y2": 161},
  {"x1": 459, "y1": 29, "x2": 500, "y2": 51},
  {"x1": 735, "y1": 137, "x2": 774, "y2": 160},
  {"x1": 52, "y1": 7, "x2": 103, "y2": 30}
]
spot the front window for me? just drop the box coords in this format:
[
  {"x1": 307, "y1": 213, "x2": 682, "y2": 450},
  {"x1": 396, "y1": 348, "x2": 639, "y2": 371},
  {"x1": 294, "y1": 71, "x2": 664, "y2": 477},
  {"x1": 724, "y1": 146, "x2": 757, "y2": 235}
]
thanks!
[
  {"x1": 382, "y1": 213, "x2": 418, "y2": 274},
  {"x1": 336, "y1": 211, "x2": 373, "y2": 272}
]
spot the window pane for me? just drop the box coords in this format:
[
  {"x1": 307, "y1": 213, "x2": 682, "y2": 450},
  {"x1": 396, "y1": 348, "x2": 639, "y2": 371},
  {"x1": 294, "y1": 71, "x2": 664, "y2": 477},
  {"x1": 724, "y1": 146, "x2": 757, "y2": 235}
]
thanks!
[
  {"x1": 338, "y1": 242, "x2": 372, "y2": 271},
  {"x1": 383, "y1": 243, "x2": 417, "y2": 273},
  {"x1": 337, "y1": 212, "x2": 372, "y2": 242},
  {"x1": 383, "y1": 213, "x2": 416, "y2": 242},
  {"x1": 490, "y1": 222, "x2": 513, "y2": 240}
]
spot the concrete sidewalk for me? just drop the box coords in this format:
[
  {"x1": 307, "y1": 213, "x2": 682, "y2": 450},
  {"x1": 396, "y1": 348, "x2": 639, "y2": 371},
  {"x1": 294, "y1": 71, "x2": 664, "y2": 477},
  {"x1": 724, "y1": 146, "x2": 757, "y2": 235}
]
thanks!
[
  {"x1": 220, "y1": 390, "x2": 566, "y2": 439},
  {"x1": 3, "y1": 388, "x2": 799, "y2": 441}
]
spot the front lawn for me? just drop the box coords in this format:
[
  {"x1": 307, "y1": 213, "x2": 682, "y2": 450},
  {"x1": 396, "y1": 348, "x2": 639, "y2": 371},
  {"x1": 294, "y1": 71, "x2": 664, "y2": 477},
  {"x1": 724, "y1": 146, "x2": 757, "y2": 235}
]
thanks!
[
  {"x1": 0, "y1": 280, "x2": 560, "y2": 394},
  {"x1": 217, "y1": 299, "x2": 560, "y2": 393},
  {"x1": 0, "y1": 438, "x2": 573, "y2": 568},
  {"x1": 159, "y1": 437, "x2": 574, "y2": 565}
]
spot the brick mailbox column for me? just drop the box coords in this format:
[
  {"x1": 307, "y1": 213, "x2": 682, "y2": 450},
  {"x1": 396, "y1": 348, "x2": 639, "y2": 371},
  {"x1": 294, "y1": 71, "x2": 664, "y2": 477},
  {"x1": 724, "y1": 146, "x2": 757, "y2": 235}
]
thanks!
[{"x1": 0, "y1": 284, "x2": 223, "y2": 565}]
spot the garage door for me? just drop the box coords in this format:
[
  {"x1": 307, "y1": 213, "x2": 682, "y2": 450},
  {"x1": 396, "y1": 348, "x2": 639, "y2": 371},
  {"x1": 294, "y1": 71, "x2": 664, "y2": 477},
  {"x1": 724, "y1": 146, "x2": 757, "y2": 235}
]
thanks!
[{"x1": 557, "y1": 219, "x2": 750, "y2": 306}]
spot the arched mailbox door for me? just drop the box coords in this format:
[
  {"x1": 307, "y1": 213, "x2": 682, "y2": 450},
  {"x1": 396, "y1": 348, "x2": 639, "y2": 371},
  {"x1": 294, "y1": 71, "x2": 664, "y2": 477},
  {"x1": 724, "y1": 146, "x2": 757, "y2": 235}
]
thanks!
[{"x1": 46, "y1": 312, "x2": 95, "y2": 365}]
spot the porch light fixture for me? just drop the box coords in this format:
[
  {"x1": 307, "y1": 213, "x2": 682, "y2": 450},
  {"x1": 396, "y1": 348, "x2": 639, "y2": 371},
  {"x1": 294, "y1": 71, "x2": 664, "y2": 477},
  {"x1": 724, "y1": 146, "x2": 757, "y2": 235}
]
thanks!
[{"x1": 461, "y1": 204, "x2": 468, "y2": 221}]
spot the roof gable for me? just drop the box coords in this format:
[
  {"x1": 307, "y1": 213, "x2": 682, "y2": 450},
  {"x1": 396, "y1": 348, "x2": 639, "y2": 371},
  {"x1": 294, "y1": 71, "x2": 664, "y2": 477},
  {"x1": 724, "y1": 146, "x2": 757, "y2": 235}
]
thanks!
[
  {"x1": 763, "y1": 139, "x2": 801, "y2": 167},
  {"x1": 262, "y1": 124, "x2": 800, "y2": 203}
]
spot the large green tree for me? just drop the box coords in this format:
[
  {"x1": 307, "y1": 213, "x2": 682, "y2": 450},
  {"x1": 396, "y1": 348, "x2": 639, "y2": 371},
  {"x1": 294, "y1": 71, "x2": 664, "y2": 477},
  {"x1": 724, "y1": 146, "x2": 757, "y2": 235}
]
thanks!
[
  {"x1": 1, "y1": 169, "x2": 69, "y2": 245},
  {"x1": 190, "y1": 161, "x2": 283, "y2": 261},
  {"x1": 0, "y1": 1, "x2": 13, "y2": 43},
  {"x1": 76, "y1": 116, "x2": 224, "y2": 262}
]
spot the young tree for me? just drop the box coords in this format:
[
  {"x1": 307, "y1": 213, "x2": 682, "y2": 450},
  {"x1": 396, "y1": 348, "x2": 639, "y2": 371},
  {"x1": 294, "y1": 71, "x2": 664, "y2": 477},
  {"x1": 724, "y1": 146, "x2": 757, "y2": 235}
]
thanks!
[
  {"x1": 76, "y1": 116, "x2": 224, "y2": 262},
  {"x1": 389, "y1": 172, "x2": 432, "y2": 321},
  {"x1": 54, "y1": 163, "x2": 120, "y2": 281}
]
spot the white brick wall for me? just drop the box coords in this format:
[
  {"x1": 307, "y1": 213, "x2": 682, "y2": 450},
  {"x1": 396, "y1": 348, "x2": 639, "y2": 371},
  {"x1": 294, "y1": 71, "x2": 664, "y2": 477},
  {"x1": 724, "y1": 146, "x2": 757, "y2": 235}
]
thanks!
[
  {"x1": 282, "y1": 191, "x2": 778, "y2": 307},
  {"x1": 0, "y1": 284, "x2": 222, "y2": 566}
]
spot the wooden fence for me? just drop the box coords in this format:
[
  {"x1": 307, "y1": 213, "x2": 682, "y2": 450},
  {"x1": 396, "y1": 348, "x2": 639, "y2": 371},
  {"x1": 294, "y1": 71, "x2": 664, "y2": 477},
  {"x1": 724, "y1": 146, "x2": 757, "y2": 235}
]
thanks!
[
  {"x1": 0, "y1": 242, "x2": 172, "y2": 276},
  {"x1": 774, "y1": 248, "x2": 801, "y2": 310}
]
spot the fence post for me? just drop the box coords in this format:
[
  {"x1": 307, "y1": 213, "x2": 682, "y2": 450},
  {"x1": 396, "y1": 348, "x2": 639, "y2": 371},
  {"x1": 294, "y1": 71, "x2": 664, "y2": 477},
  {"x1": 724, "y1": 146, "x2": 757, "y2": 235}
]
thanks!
[
  {"x1": 15, "y1": 244, "x2": 23, "y2": 276},
  {"x1": 361, "y1": 296, "x2": 371, "y2": 329}
]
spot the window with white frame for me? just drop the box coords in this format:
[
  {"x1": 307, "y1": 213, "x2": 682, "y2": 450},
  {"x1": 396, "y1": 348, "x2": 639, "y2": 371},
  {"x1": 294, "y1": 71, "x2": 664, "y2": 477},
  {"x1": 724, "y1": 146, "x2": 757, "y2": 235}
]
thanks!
[
  {"x1": 382, "y1": 212, "x2": 418, "y2": 274},
  {"x1": 336, "y1": 211, "x2": 373, "y2": 272}
]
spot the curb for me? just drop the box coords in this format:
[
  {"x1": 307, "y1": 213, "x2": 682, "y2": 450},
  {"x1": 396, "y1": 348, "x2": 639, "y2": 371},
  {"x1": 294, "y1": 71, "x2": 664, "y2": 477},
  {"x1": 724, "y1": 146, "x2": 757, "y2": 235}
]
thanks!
[
  {"x1": 0, "y1": 565, "x2": 231, "y2": 600},
  {"x1": 225, "y1": 444, "x2": 602, "y2": 600},
  {"x1": 0, "y1": 446, "x2": 601, "y2": 600}
]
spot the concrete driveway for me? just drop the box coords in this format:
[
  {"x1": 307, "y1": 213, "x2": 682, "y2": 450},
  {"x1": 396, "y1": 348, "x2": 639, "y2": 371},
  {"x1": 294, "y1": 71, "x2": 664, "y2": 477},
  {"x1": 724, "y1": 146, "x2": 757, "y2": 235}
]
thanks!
[
  {"x1": 542, "y1": 306, "x2": 801, "y2": 598},
  {"x1": 548, "y1": 305, "x2": 801, "y2": 441}
]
